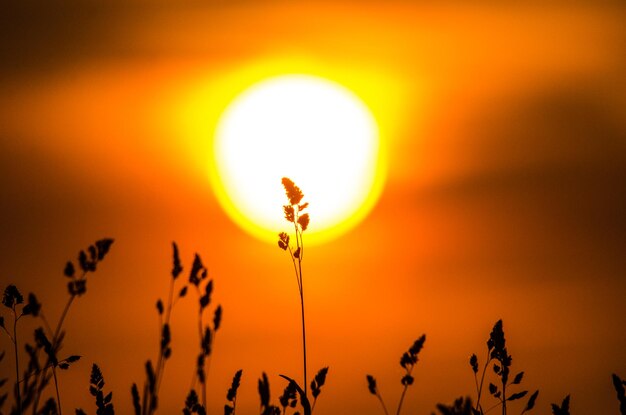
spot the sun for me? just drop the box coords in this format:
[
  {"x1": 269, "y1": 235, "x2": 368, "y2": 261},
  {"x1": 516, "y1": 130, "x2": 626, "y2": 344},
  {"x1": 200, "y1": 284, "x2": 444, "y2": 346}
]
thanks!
[{"x1": 211, "y1": 74, "x2": 385, "y2": 245}]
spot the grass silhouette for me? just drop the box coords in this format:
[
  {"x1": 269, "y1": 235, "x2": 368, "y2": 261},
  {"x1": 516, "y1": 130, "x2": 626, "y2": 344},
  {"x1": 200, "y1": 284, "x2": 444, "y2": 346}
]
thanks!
[
  {"x1": 613, "y1": 374, "x2": 626, "y2": 415},
  {"x1": 468, "y1": 319, "x2": 538, "y2": 415},
  {"x1": 0, "y1": 201, "x2": 625, "y2": 414},
  {"x1": 277, "y1": 178, "x2": 329, "y2": 415},
  {"x1": 366, "y1": 335, "x2": 426, "y2": 415},
  {"x1": 76, "y1": 364, "x2": 114, "y2": 415},
  {"x1": 277, "y1": 177, "x2": 312, "y2": 399},
  {"x1": 0, "y1": 238, "x2": 113, "y2": 415}
]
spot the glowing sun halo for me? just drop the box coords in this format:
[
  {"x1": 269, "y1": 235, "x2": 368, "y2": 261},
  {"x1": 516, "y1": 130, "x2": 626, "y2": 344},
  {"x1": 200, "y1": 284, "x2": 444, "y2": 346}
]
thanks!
[{"x1": 212, "y1": 75, "x2": 384, "y2": 244}]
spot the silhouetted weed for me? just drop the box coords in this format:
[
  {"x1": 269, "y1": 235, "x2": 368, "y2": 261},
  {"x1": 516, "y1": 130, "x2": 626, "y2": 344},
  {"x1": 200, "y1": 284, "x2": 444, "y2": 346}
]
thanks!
[
  {"x1": 2, "y1": 236, "x2": 626, "y2": 415},
  {"x1": 277, "y1": 178, "x2": 329, "y2": 413},
  {"x1": 309, "y1": 367, "x2": 328, "y2": 412},
  {"x1": 258, "y1": 372, "x2": 282, "y2": 415},
  {"x1": 129, "y1": 242, "x2": 222, "y2": 415},
  {"x1": 432, "y1": 396, "x2": 473, "y2": 415},
  {"x1": 366, "y1": 334, "x2": 426, "y2": 415},
  {"x1": 469, "y1": 320, "x2": 538, "y2": 415},
  {"x1": 188, "y1": 251, "x2": 222, "y2": 410},
  {"x1": 613, "y1": 373, "x2": 626, "y2": 415},
  {"x1": 277, "y1": 178, "x2": 311, "y2": 396},
  {"x1": 182, "y1": 389, "x2": 205, "y2": 415},
  {"x1": 76, "y1": 364, "x2": 114, "y2": 415},
  {"x1": 278, "y1": 374, "x2": 310, "y2": 415},
  {"x1": 366, "y1": 374, "x2": 389, "y2": 415},
  {"x1": 550, "y1": 395, "x2": 570, "y2": 415},
  {"x1": 131, "y1": 242, "x2": 186, "y2": 415},
  {"x1": 224, "y1": 369, "x2": 243, "y2": 415},
  {"x1": 278, "y1": 377, "x2": 298, "y2": 414},
  {"x1": 0, "y1": 238, "x2": 113, "y2": 415},
  {"x1": 0, "y1": 350, "x2": 7, "y2": 409}
]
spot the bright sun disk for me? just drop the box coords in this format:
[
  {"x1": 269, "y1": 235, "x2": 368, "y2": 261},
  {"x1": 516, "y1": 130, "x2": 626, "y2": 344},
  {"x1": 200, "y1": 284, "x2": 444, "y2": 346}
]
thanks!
[{"x1": 212, "y1": 74, "x2": 384, "y2": 244}]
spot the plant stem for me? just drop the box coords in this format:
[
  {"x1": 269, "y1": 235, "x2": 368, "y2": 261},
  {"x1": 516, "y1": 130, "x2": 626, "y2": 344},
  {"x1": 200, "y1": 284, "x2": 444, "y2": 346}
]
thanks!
[
  {"x1": 156, "y1": 277, "x2": 176, "y2": 393},
  {"x1": 473, "y1": 372, "x2": 480, "y2": 402},
  {"x1": 475, "y1": 351, "x2": 491, "y2": 415},
  {"x1": 501, "y1": 380, "x2": 507, "y2": 415},
  {"x1": 33, "y1": 293, "x2": 77, "y2": 414},
  {"x1": 52, "y1": 367, "x2": 62, "y2": 415},
  {"x1": 13, "y1": 308, "x2": 22, "y2": 415},
  {"x1": 483, "y1": 401, "x2": 502, "y2": 414},
  {"x1": 39, "y1": 310, "x2": 54, "y2": 338},
  {"x1": 54, "y1": 294, "x2": 76, "y2": 343},
  {"x1": 396, "y1": 385, "x2": 408, "y2": 415},
  {"x1": 299, "y1": 266, "x2": 307, "y2": 398},
  {"x1": 294, "y1": 214, "x2": 308, "y2": 398},
  {"x1": 141, "y1": 382, "x2": 149, "y2": 415},
  {"x1": 376, "y1": 392, "x2": 390, "y2": 415}
]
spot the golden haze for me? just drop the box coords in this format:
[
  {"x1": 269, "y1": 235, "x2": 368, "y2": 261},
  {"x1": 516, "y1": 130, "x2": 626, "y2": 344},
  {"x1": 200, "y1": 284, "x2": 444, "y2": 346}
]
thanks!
[{"x1": 0, "y1": 2, "x2": 625, "y2": 415}]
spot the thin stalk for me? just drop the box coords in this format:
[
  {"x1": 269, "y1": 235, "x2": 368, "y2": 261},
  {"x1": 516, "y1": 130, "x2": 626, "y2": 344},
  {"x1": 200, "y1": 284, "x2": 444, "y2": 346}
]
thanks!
[
  {"x1": 155, "y1": 277, "x2": 176, "y2": 393},
  {"x1": 299, "y1": 265, "x2": 307, "y2": 398},
  {"x1": 38, "y1": 311, "x2": 54, "y2": 338},
  {"x1": 33, "y1": 294, "x2": 76, "y2": 414},
  {"x1": 475, "y1": 351, "x2": 492, "y2": 415},
  {"x1": 396, "y1": 385, "x2": 408, "y2": 415},
  {"x1": 53, "y1": 293, "x2": 76, "y2": 343},
  {"x1": 375, "y1": 391, "x2": 390, "y2": 415},
  {"x1": 293, "y1": 215, "x2": 307, "y2": 398},
  {"x1": 483, "y1": 401, "x2": 502, "y2": 414},
  {"x1": 501, "y1": 379, "x2": 507, "y2": 415},
  {"x1": 52, "y1": 367, "x2": 62, "y2": 415},
  {"x1": 13, "y1": 309, "x2": 22, "y2": 415},
  {"x1": 141, "y1": 382, "x2": 149, "y2": 415},
  {"x1": 199, "y1": 310, "x2": 206, "y2": 410},
  {"x1": 287, "y1": 246, "x2": 302, "y2": 293},
  {"x1": 396, "y1": 365, "x2": 414, "y2": 415},
  {"x1": 473, "y1": 372, "x2": 480, "y2": 404},
  {"x1": 18, "y1": 358, "x2": 72, "y2": 385},
  {"x1": 191, "y1": 285, "x2": 208, "y2": 410}
]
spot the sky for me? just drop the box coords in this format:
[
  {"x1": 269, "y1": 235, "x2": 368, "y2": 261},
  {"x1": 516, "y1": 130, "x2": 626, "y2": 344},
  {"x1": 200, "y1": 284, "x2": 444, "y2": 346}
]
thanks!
[{"x1": 1, "y1": 1, "x2": 625, "y2": 414}]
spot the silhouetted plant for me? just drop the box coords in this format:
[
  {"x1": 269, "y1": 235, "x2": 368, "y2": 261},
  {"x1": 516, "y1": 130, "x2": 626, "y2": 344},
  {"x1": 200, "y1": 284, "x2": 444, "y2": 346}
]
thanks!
[
  {"x1": 613, "y1": 374, "x2": 626, "y2": 415},
  {"x1": 277, "y1": 178, "x2": 311, "y2": 396},
  {"x1": 550, "y1": 395, "x2": 570, "y2": 415},
  {"x1": 0, "y1": 238, "x2": 113, "y2": 415},
  {"x1": 366, "y1": 374, "x2": 389, "y2": 415},
  {"x1": 188, "y1": 252, "x2": 222, "y2": 410},
  {"x1": 39, "y1": 397, "x2": 58, "y2": 415},
  {"x1": 278, "y1": 375, "x2": 310, "y2": 415},
  {"x1": 258, "y1": 373, "x2": 282, "y2": 415},
  {"x1": 1, "y1": 284, "x2": 27, "y2": 414},
  {"x1": 224, "y1": 369, "x2": 243, "y2": 415},
  {"x1": 433, "y1": 396, "x2": 473, "y2": 415},
  {"x1": 469, "y1": 320, "x2": 538, "y2": 415},
  {"x1": 0, "y1": 350, "x2": 7, "y2": 411},
  {"x1": 132, "y1": 242, "x2": 190, "y2": 415},
  {"x1": 80, "y1": 364, "x2": 114, "y2": 415},
  {"x1": 366, "y1": 335, "x2": 426, "y2": 415},
  {"x1": 309, "y1": 367, "x2": 328, "y2": 412},
  {"x1": 182, "y1": 390, "x2": 206, "y2": 415},
  {"x1": 277, "y1": 179, "x2": 330, "y2": 414},
  {"x1": 4, "y1": 237, "x2": 626, "y2": 415},
  {"x1": 278, "y1": 378, "x2": 298, "y2": 415}
]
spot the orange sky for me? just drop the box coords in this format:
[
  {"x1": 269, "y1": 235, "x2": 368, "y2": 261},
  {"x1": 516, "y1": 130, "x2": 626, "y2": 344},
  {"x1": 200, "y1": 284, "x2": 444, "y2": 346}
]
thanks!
[{"x1": 1, "y1": 2, "x2": 625, "y2": 414}]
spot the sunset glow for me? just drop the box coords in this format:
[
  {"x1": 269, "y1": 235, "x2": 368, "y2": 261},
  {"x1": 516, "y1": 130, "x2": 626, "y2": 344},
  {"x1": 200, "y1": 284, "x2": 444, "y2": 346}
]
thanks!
[
  {"x1": 212, "y1": 75, "x2": 383, "y2": 244},
  {"x1": 1, "y1": 2, "x2": 624, "y2": 415}
]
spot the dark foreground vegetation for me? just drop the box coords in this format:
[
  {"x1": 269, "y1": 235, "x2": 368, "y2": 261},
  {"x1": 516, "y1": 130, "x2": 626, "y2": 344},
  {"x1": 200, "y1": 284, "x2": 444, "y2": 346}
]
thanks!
[
  {"x1": 2, "y1": 240, "x2": 625, "y2": 415},
  {"x1": 1, "y1": 179, "x2": 625, "y2": 415},
  {"x1": 0, "y1": 239, "x2": 625, "y2": 415}
]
